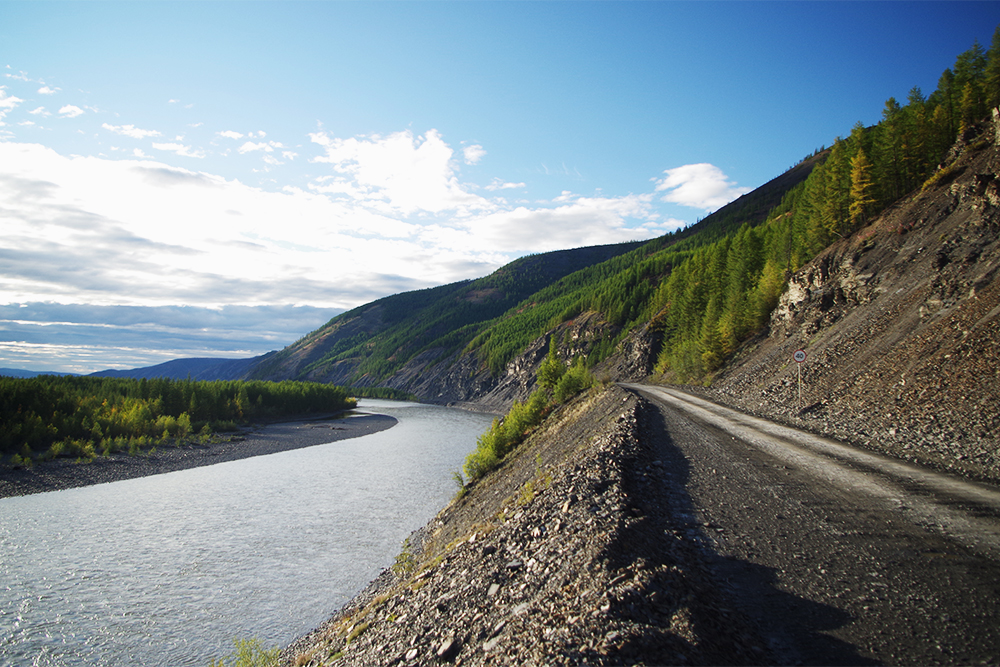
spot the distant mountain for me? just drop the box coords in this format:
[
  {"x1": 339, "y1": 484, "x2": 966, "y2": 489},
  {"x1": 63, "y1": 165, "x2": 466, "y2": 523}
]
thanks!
[
  {"x1": 0, "y1": 368, "x2": 77, "y2": 378},
  {"x1": 88, "y1": 353, "x2": 273, "y2": 381}
]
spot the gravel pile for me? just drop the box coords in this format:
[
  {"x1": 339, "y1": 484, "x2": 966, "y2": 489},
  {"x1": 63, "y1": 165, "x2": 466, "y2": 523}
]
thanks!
[{"x1": 283, "y1": 387, "x2": 763, "y2": 666}]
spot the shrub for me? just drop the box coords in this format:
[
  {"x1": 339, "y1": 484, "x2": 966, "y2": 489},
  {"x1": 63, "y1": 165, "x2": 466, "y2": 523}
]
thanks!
[
  {"x1": 553, "y1": 357, "x2": 594, "y2": 404},
  {"x1": 209, "y1": 637, "x2": 280, "y2": 667},
  {"x1": 463, "y1": 390, "x2": 548, "y2": 483}
]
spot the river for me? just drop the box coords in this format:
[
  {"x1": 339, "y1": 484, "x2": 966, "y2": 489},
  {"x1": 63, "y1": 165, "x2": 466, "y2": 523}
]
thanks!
[{"x1": 0, "y1": 400, "x2": 495, "y2": 666}]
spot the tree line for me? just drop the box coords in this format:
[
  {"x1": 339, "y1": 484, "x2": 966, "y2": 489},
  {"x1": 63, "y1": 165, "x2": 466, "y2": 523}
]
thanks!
[{"x1": 1, "y1": 375, "x2": 356, "y2": 466}]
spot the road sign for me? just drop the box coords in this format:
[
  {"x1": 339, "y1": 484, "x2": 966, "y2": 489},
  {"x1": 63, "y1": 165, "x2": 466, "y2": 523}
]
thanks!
[{"x1": 793, "y1": 349, "x2": 807, "y2": 363}]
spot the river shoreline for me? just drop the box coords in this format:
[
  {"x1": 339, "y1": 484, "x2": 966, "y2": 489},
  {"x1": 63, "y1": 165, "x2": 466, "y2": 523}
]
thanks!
[{"x1": 0, "y1": 412, "x2": 398, "y2": 499}]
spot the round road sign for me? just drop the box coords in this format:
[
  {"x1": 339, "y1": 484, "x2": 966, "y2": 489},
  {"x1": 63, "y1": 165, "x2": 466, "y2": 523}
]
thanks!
[{"x1": 793, "y1": 349, "x2": 807, "y2": 363}]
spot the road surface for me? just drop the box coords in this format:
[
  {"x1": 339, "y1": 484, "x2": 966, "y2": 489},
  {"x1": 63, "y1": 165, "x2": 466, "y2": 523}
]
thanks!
[{"x1": 623, "y1": 383, "x2": 1000, "y2": 665}]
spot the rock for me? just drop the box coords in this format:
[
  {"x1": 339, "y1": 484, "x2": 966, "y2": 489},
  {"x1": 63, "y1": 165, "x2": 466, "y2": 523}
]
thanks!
[{"x1": 436, "y1": 637, "x2": 459, "y2": 661}]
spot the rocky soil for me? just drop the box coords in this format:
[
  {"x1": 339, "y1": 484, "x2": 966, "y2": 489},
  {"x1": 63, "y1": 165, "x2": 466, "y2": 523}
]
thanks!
[
  {"x1": 281, "y1": 386, "x2": 763, "y2": 667},
  {"x1": 698, "y1": 115, "x2": 1000, "y2": 484}
]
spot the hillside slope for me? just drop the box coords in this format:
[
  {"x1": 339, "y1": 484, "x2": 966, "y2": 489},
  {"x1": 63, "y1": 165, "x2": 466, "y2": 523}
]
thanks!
[
  {"x1": 247, "y1": 242, "x2": 646, "y2": 386},
  {"x1": 700, "y1": 113, "x2": 1000, "y2": 483},
  {"x1": 89, "y1": 354, "x2": 272, "y2": 381},
  {"x1": 249, "y1": 156, "x2": 820, "y2": 407}
]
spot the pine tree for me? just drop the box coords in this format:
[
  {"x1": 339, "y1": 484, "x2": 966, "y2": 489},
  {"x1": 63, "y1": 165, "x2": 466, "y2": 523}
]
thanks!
[
  {"x1": 849, "y1": 147, "x2": 876, "y2": 227},
  {"x1": 875, "y1": 98, "x2": 904, "y2": 202},
  {"x1": 986, "y1": 25, "x2": 1000, "y2": 108}
]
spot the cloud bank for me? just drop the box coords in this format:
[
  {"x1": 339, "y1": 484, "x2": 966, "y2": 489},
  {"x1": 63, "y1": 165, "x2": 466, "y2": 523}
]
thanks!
[{"x1": 1, "y1": 119, "x2": 748, "y2": 371}]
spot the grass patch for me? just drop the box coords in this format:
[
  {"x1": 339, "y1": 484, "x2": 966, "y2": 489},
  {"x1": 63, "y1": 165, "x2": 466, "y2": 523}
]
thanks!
[{"x1": 208, "y1": 637, "x2": 280, "y2": 667}]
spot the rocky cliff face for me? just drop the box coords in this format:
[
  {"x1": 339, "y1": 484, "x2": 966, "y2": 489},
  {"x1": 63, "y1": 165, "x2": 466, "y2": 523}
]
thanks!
[{"x1": 703, "y1": 117, "x2": 1000, "y2": 483}]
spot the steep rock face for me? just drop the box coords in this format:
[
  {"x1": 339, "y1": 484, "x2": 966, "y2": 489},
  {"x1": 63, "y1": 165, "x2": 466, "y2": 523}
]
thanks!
[
  {"x1": 705, "y1": 121, "x2": 1000, "y2": 482},
  {"x1": 595, "y1": 320, "x2": 661, "y2": 383}
]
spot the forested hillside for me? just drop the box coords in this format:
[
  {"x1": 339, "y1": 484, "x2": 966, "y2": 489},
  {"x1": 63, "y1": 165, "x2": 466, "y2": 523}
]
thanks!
[
  {"x1": 247, "y1": 242, "x2": 647, "y2": 384},
  {"x1": 248, "y1": 31, "x2": 1000, "y2": 409}
]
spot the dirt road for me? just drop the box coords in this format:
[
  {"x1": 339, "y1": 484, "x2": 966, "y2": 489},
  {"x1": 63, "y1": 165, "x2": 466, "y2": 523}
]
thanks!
[{"x1": 623, "y1": 383, "x2": 1000, "y2": 665}]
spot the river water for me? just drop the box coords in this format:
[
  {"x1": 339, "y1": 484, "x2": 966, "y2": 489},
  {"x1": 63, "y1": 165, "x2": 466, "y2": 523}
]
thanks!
[{"x1": 0, "y1": 400, "x2": 495, "y2": 666}]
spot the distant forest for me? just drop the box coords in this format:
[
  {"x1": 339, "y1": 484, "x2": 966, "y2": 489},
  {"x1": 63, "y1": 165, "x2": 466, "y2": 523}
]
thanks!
[{"x1": 0, "y1": 376, "x2": 356, "y2": 465}]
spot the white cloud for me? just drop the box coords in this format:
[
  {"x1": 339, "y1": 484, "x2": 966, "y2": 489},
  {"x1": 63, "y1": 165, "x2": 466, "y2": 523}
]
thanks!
[
  {"x1": 238, "y1": 140, "x2": 284, "y2": 154},
  {"x1": 28, "y1": 106, "x2": 49, "y2": 116},
  {"x1": 58, "y1": 104, "x2": 84, "y2": 118},
  {"x1": 217, "y1": 130, "x2": 244, "y2": 140},
  {"x1": 38, "y1": 85, "x2": 60, "y2": 95},
  {"x1": 133, "y1": 148, "x2": 150, "y2": 158},
  {"x1": 102, "y1": 122, "x2": 162, "y2": 139},
  {"x1": 0, "y1": 87, "x2": 24, "y2": 126},
  {"x1": 152, "y1": 142, "x2": 206, "y2": 159},
  {"x1": 463, "y1": 144, "x2": 486, "y2": 165},
  {"x1": 0, "y1": 142, "x2": 467, "y2": 313},
  {"x1": 654, "y1": 163, "x2": 751, "y2": 211},
  {"x1": 309, "y1": 128, "x2": 491, "y2": 216},
  {"x1": 459, "y1": 192, "x2": 675, "y2": 253},
  {"x1": 1, "y1": 87, "x2": 23, "y2": 109},
  {"x1": 485, "y1": 178, "x2": 526, "y2": 191}
]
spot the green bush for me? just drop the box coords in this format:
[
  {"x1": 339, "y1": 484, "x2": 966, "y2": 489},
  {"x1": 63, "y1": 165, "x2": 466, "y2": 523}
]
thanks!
[
  {"x1": 463, "y1": 390, "x2": 548, "y2": 483},
  {"x1": 553, "y1": 357, "x2": 594, "y2": 404},
  {"x1": 208, "y1": 637, "x2": 280, "y2": 667}
]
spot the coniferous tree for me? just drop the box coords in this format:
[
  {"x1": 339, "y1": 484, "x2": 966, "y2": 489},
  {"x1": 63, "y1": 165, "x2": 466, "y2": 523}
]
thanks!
[
  {"x1": 849, "y1": 147, "x2": 876, "y2": 227},
  {"x1": 986, "y1": 25, "x2": 1000, "y2": 108},
  {"x1": 876, "y1": 98, "x2": 904, "y2": 202}
]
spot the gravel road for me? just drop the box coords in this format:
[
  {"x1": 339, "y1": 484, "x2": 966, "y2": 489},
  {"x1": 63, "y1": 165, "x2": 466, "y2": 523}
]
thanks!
[{"x1": 623, "y1": 383, "x2": 1000, "y2": 665}]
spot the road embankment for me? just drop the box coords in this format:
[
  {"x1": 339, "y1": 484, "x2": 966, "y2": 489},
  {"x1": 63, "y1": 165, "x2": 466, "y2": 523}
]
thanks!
[
  {"x1": 282, "y1": 385, "x2": 762, "y2": 666},
  {"x1": 0, "y1": 413, "x2": 396, "y2": 498}
]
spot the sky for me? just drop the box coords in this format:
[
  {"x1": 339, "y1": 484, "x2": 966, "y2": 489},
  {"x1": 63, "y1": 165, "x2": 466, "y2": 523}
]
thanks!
[{"x1": 1, "y1": 1, "x2": 998, "y2": 374}]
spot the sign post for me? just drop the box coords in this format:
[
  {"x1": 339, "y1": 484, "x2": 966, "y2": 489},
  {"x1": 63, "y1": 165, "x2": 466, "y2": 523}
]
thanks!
[{"x1": 793, "y1": 349, "x2": 807, "y2": 406}]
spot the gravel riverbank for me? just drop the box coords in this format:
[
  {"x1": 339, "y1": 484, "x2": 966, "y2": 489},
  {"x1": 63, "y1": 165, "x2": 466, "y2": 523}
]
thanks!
[{"x1": 0, "y1": 412, "x2": 397, "y2": 499}]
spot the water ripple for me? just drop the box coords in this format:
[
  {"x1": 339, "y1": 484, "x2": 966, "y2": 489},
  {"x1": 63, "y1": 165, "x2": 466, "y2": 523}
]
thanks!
[{"x1": 0, "y1": 400, "x2": 492, "y2": 666}]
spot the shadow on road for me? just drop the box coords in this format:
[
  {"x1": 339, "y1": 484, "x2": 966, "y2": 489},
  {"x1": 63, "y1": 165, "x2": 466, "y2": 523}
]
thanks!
[{"x1": 602, "y1": 396, "x2": 877, "y2": 666}]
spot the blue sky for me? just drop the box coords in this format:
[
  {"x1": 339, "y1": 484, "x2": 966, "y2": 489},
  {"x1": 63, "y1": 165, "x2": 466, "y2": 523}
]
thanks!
[{"x1": 1, "y1": 1, "x2": 998, "y2": 373}]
